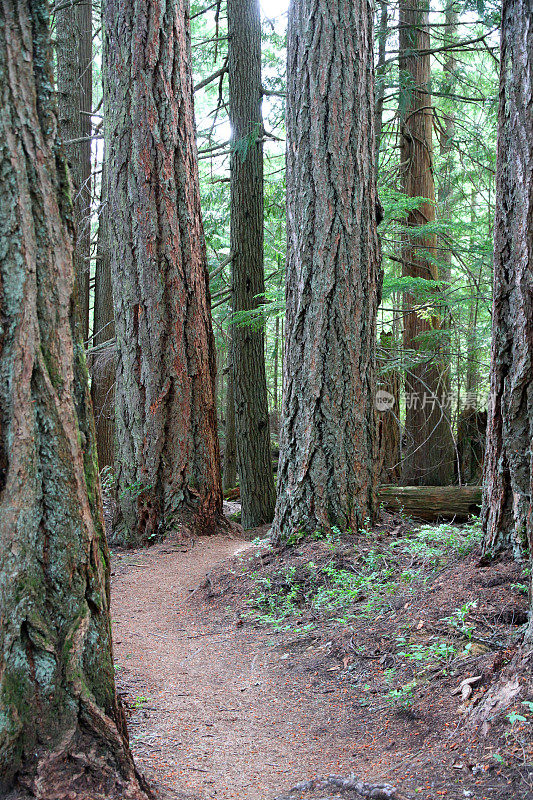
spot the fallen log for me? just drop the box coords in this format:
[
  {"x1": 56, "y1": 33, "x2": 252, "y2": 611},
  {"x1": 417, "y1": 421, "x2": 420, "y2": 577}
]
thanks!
[
  {"x1": 224, "y1": 484, "x2": 481, "y2": 522},
  {"x1": 379, "y1": 485, "x2": 482, "y2": 522}
]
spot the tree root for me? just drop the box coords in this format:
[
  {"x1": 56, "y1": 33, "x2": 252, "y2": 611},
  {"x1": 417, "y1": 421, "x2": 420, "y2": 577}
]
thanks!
[
  {"x1": 275, "y1": 774, "x2": 406, "y2": 800},
  {"x1": 5, "y1": 702, "x2": 155, "y2": 800},
  {"x1": 470, "y1": 643, "x2": 533, "y2": 735}
]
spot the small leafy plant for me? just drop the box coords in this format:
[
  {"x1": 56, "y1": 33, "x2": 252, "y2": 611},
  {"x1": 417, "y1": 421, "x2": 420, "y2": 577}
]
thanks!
[{"x1": 441, "y1": 600, "x2": 478, "y2": 640}]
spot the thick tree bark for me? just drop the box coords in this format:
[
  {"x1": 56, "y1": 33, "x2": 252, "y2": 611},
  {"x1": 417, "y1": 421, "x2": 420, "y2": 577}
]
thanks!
[
  {"x1": 399, "y1": 0, "x2": 455, "y2": 486},
  {"x1": 0, "y1": 3, "x2": 151, "y2": 796},
  {"x1": 228, "y1": 0, "x2": 276, "y2": 528},
  {"x1": 90, "y1": 161, "x2": 115, "y2": 470},
  {"x1": 103, "y1": 0, "x2": 223, "y2": 545},
  {"x1": 272, "y1": 0, "x2": 381, "y2": 542},
  {"x1": 481, "y1": 0, "x2": 533, "y2": 563},
  {"x1": 55, "y1": 0, "x2": 92, "y2": 340}
]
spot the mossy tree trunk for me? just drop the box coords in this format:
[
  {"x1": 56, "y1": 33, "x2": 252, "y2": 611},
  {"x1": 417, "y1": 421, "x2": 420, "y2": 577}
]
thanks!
[
  {"x1": 482, "y1": 0, "x2": 533, "y2": 565},
  {"x1": 272, "y1": 0, "x2": 381, "y2": 542},
  {"x1": 228, "y1": 0, "x2": 276, "y2": 528},
  {"x1": 0, "y1": 2, "x2": 151, "y2": 796},
  {"x1": 103, "y1": 0, "x2": 223, "y2": 545}
]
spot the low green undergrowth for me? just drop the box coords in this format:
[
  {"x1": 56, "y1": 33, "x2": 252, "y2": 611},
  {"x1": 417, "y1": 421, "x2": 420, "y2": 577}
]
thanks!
[{"x1": 244, "y1": 519, "x2": 483, "y2": 633}]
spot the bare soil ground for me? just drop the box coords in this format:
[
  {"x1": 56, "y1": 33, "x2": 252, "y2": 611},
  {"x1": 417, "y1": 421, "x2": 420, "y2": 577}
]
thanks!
[{"x1": 111, "y1": 518, "x2": 532, "y2": 800}]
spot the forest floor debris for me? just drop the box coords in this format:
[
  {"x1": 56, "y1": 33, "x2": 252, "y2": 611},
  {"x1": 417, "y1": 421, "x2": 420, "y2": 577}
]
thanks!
[{"x1": 111, "y1": 518, "x2": 532, "y2": 800}]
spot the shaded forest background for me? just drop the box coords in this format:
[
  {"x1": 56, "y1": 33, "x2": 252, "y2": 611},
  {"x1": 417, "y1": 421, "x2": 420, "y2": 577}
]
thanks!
[
  {"x1": 1, "y1": 0, "x2": 532, "y2": 798},
  {"x1": 79, "y1": 0, "x2": 499, "y2": 509}
]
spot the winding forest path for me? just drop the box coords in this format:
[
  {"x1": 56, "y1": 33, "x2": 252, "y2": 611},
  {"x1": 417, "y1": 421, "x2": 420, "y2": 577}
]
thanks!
[{"x1": 111, "y1": 534, "x2": 366, "y2": 800}]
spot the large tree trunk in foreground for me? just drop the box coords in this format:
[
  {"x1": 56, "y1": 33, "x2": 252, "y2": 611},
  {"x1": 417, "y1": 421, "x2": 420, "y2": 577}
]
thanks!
[
  {"x1": 0, "y1": 3, "x2": 150, "y2": 796},
  {"x1": 482, "y1": 0, "x2": 533, "y2": 567},
  {"x1": 55, "y1": 0, "x2": 92, "y2": 340},
  {"x1": 104, "y1": 0, "x2": 223, "y2": 545},
  {"x1": 90, "y1": 162, "x2": 115, "y2": 470},
  {"x1": 228, "y1": 0, "x2": 276, "y2": 528},
  {"x1": 272, "y1": 0, "x2": 381, "y2": 542},
  {"x1": 399, "y1": 0, "x2": 455, "y2": 486}
]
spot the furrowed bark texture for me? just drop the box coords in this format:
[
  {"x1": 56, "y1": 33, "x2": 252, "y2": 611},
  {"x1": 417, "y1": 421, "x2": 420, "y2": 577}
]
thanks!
[
  {"x1": 90, "y1": 162, "x2": 116, "y2": 470},
  {"x1": 0, "y1": 2, "x2": 151, "y2": 796},
  {"x1": 55, "y1": 0, "x2": 92, "y2": 340},
  {"x1": 399, "y1": 0, "x2": 455, "y2": 486},
  {"x1": 481, "y1": 0, "x2": 533, "y2": 564},
  {"x1": 228, "y1": 0, "x2": 276, "y2": 528},
  {"x1": 272, "y1": 0, "x2": 381, "y2": 542},
  {"x1": 104, "y1": 0, "x2": 223, "y2": 545}
]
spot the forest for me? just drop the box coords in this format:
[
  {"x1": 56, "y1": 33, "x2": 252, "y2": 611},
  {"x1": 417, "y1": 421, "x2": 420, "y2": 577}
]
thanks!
[{"x1": 0, "y1": 0, "x2": 532, "y2": 798}]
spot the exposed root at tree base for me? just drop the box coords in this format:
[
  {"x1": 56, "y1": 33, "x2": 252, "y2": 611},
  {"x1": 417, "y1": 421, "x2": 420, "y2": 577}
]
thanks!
[
  {"x1": 4, "y1": 725, "x2": 154, "y2": 800},
  {"x1": 275, "y1": 774, "x2": 405, "y2": 799}
]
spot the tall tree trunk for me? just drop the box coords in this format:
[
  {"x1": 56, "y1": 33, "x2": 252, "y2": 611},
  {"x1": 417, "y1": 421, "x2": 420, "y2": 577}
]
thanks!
[
  {"x1": 55, "y1": 0, "x2": 92, "y2": 340},
  {"x1": 465, "y1": 189, "x2": 480, "y2": 403},
  {"x1": 223, "y1": 349, "x2": 237, "y2": 491},
  {"x1": 438, "y1": 1, "x2": 457, "y2": 234},
  {"x1": 228, "y1": 0, "x2": 276, "y2": 528},
  {"x1": 273, "y1": 313, "x2": 280, "y2": 413},
  {"x1": 481, "y1": 0, "x2": 533, "y2": 563},
  {"x1": 90, "y1": 161, "x2": 115, "y2": 470},
  {"x1": 0, "y1": 2, "x2": 151, "y2": 796},
  {"x1": 377, "y1": 332, "x2": 401, "y2": 484},
  {"x1": 399, "y1": 0, "x2": 455, "y2": 486},
  {"x1": 436, "y1": 0, "x2": 457, "y2": 449},
  {"x1": 374, "y1": 0, "x2": 388, "y2": 168},
  {"x1": 103, "y1": 0, "x2": 223, "y2": 545},
  {"x1": 272, "y1": 0, "x2": 381, "y2": 542}
]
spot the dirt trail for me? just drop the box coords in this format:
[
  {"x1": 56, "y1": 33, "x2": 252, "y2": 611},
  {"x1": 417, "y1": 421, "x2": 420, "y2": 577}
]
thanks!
[{"x1": 111, "y1": 535, "x2": 374, "y2": 800}]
